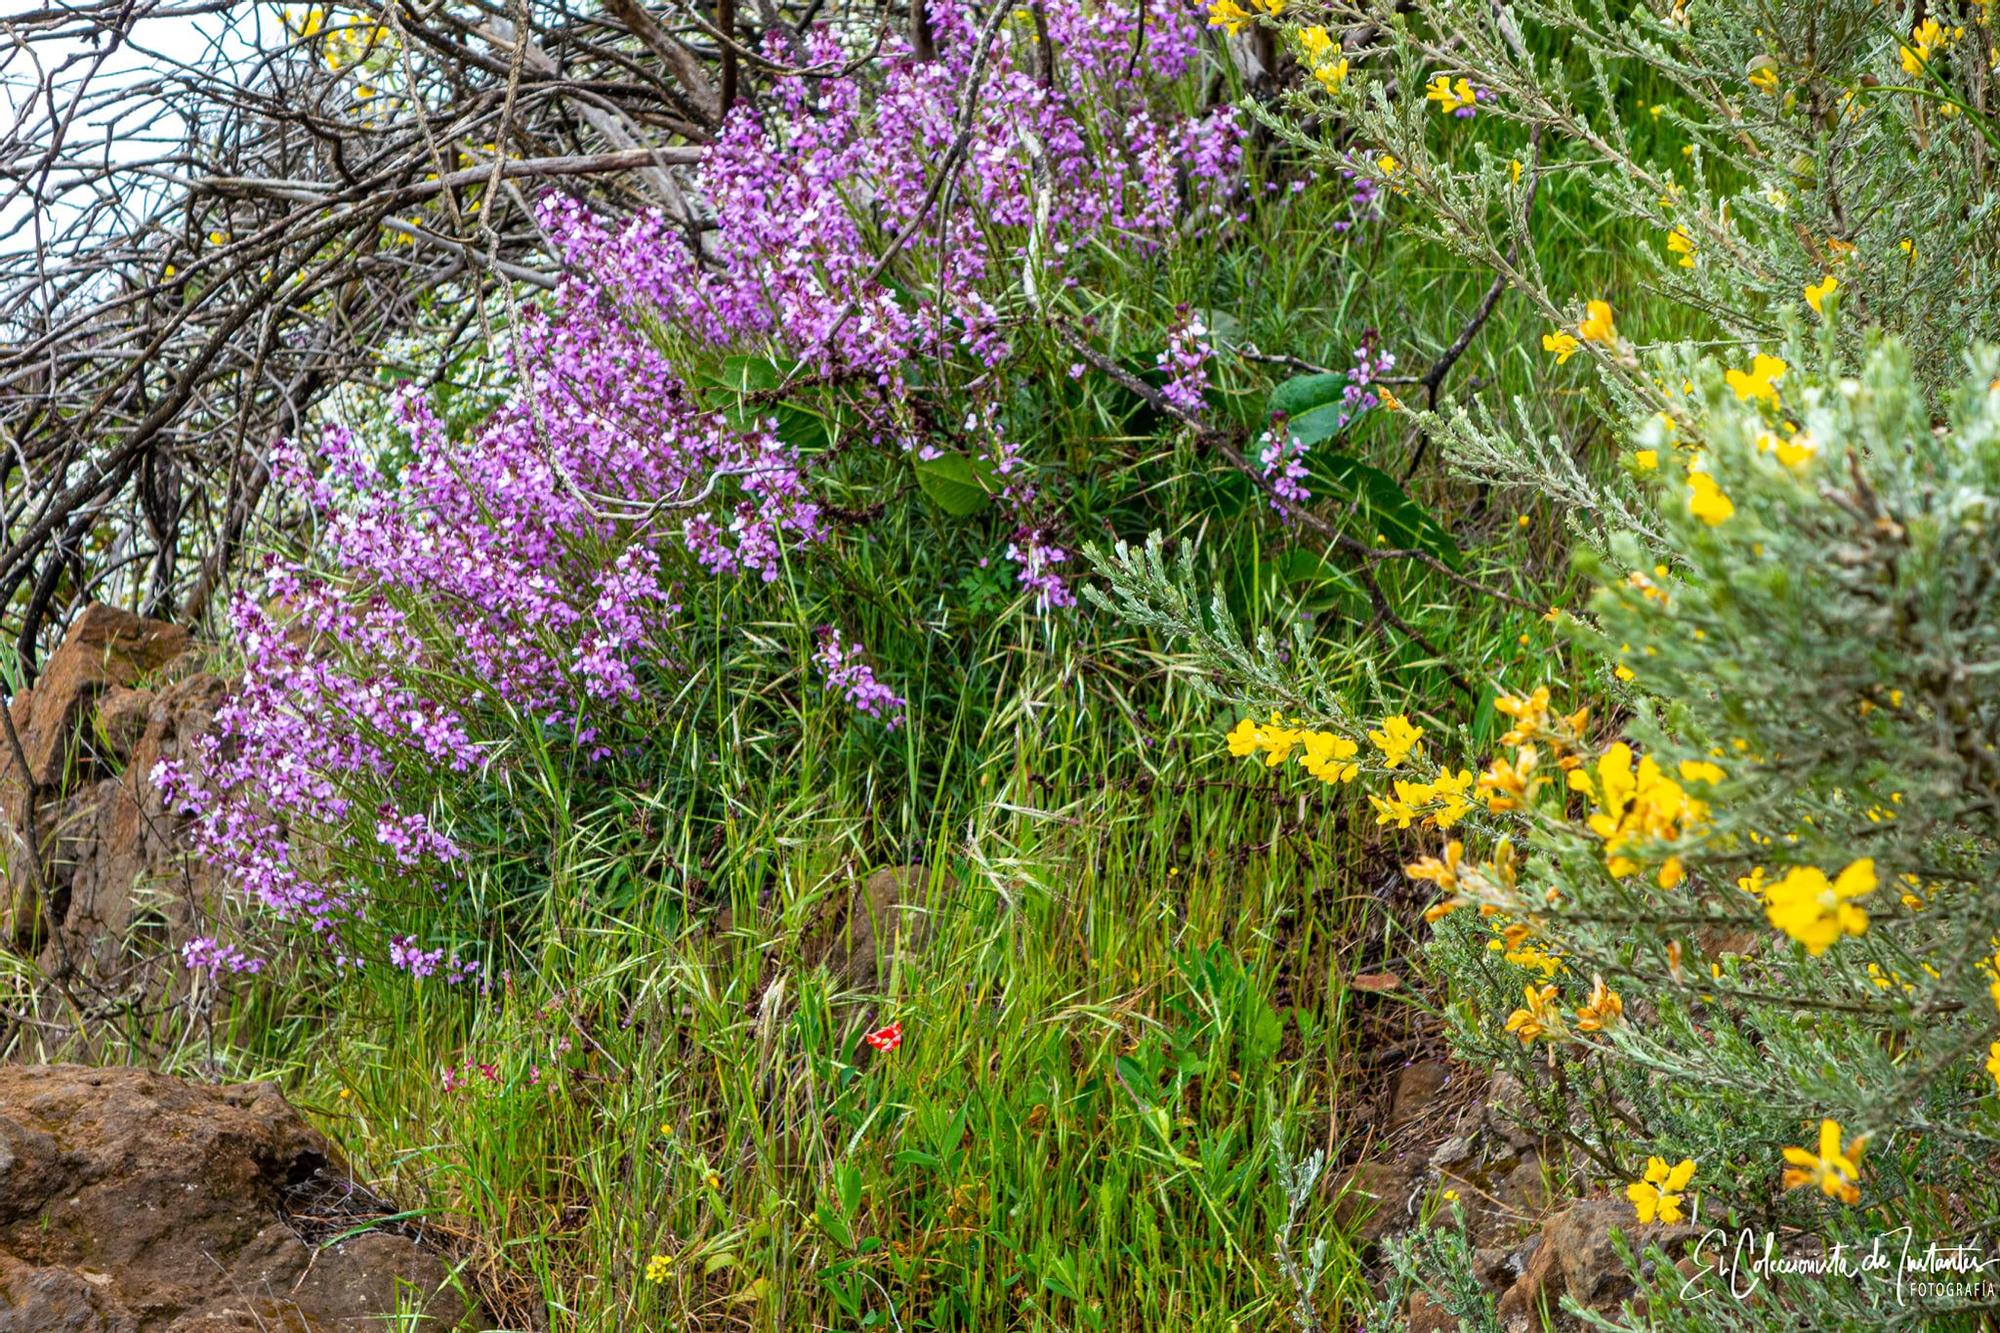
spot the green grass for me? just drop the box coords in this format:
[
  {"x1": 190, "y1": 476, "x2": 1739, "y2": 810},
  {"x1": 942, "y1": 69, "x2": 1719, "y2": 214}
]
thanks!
[{"x1": 209, "y1": 640, "x2": 1416, "y2": 1330}]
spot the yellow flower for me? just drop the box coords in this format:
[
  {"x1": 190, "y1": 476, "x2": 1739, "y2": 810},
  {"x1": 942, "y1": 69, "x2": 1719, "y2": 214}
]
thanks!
[
  {"x1": 645, "y1": 1253, "x2": 673, "y2": 1283},
  {"x1": 1494, "y1": 687, "x2": 1552, "y2": 745},
  {"x1": 1725, "y1": 353, "x2": 1787, "y2": 405},
  {"x1": 1504, "y1": 983, "x2": 1561, "y2": 1044},
  {"x1": 1687, "y1": 470, "x2": 1735, "y2": 525},
  {"x1": 1782, "y1": 1119, "x2": 1865, "y2": 1205},
  {"x1": 1368, "y1": 791, "x2": 1421, "y2": 829},
  {"x1": 1407, "y1": 839, "x2": 1465, "y2": 892},
  {"x1": 1424, "y1": 74, "x2": 1479, "y2": 115},
  {"x1": 1313, "y1": 57, "x2": 1350, "y2": 91},
  {"x1": 1666, "y1": 227, "x2": 1697, "y2": 268},
  {"x1": 1678, "y1": 759, "x2": 1725, "y2": 785},
  {"x1": 1476, "y1": 745, "x2": 1542, "y2": 812},
  {"x1": 1902, "y1": 19, "x2": 1950, "y2": 75},
  {"x1": 1543, "y1": 331, "x2": 1581, "y2": 364},
  {"x1": 1377, "y1": 387, "x2": 1401, "y2": 410},
  {"x1": 1509, "y1": 158, "x2": 1523, "y2": 184},
  {"x1": 1634, "y1": 449, "x2": 1659, "y2": 471},
  {"x1": 1426, "y1": 767, "x2": 1476, "y2": 828},
  {"x1": 1575, "y1": 975, "x2": 1624, "y2": 1032},
  {"x1": 1227, "y1": 713, "x2": 1304, "y2": 766},
  {"x1": 1987, "y1": 1042, "x2": 2000, "y2": 1091},
  {"x1": 1626, "y1": 1157, "x2": 1696, "y2": 1223},
  {"x1": 1748, "y1": 65, "x2": 1779, "y2": 94},
  {"x1": 1376, "y1": 153, "x2": 1400, "y2": 176},
  {"x1": 1299, "y1": 731, "x2": 1361, "y2": 784},
  {"x1": 1297, "y1": 24, "x2": 1335, "y2": 62},
  {"x1": 1368, "y1": 714, "x2": 1424, "y2": 768},
  {"x1": 1207, "y1": 0, "x2": 1249, "y2": 35},
  {"x1": 1569, "y1": 743, "x2": 1707, "y2": 879},
  {"x1": 1763, "y1": 859, "x2": 1876, "y2": 954},
  {"x1": 1578, "y1": 300, "x2": 1618, "y2": 345},
  {"x1": 1805, "y1": 274, "x2": 1838, "y2": 314}
]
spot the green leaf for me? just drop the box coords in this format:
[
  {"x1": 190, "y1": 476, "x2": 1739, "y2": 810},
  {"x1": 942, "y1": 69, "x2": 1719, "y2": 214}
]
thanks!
[
  {"x1": 913, "y1": 451, "x2": 997, "y2": 518},
  {"x1": 1267, "y1": 372, "x2": 1354, "y2": 447},
  {"x1": 816, "y1": 1202, "x2": 854, "y2": 1250},
  {"x1": 1315, "y1": 453, "x2": 1463, "y2": 567},
  {"x1": 836, "y1": 1161, "x2": 863, "y2": 1219}
]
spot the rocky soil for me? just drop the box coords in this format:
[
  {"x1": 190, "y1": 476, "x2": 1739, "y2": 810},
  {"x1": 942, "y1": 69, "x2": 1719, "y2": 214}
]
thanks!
[{"x1": 0, "y1": 1065, "x2": 481, "y2": 1331}]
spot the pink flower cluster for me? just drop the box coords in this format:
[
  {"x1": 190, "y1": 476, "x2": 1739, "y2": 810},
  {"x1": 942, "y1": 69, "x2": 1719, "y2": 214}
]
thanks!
[
  {"x1": 814, "y1": 627, "x2": 906, "y2": 726},
  {"x1": 164, "y1": 0, "x2": 1245, "y2": 977},
  {"x1": 1259, "y1": 337, "x2": 1397, "y2": 518}
]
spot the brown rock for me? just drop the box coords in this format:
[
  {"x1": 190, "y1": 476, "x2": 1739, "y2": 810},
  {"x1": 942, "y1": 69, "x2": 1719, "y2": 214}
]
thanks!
[
  {"x1": 1496, "y1": 1231, "x2": 1558, "y2": 1327},
  {"x1": 2, "y1": 605, "x2": 190, "y2": 793},
  {"x1": 1407, "y1": 1288, "x2": 1457, "y2": 1333},
  {"x1": 1492, "y1": 1150, "x2": 1552, "y2": 1217},
  {"x1": 0, "y1": 605, "x2": 229, "y2": 1004},
  {"x1": 1489, "y1": 1192, "x2": 1694, "y2": 1328},
  {"x1": 1481, "y1": 1069, "x2": 1542, "y2": 1152},
  {"x1": 0, "y1": 1065, "x2": 481, "y2": 1331},
  {"x1": 807, "y1": 865, "x2": 928, "y2": 984},
  {"x1": 1389, "y1": 1060, "x2": 1452, "y2": 1128},
  {"x1": 95, "y1": 687, "x2": 154, "y2": 762}
]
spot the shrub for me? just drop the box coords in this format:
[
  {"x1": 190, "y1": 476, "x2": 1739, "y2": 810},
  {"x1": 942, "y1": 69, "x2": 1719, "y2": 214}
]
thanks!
[{"x1": 1094, "y1": 0, "x2": 2000, "y2": 1320}]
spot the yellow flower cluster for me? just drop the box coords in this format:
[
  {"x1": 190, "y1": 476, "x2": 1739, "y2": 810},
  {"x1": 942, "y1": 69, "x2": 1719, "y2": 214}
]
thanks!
[
  {"x1": 1504, "y1": 983, "x2": 1560, "y2": 1043},
  {"x1": 1208, "y1": 0, "x2": 1281, "y2": 36},
  {"x1": 1543, "y1": 299, "x2": 1618, "y2": 365},
  {"x1": 1296, "y1": 26, "x2": 1348, "y2": 91},
  {"x1": 1753, "y1": 428, "x2": 1818, "y2": 471},
  {"x1": 1687, "y1": 468, "x2": 1735, "y2": 526},
  {"x1": 1226, "y1": 713, "x2": 1361, "y2": 785},
  {"x1": 1424, "y1": 74, "x2": 1477, "y2": 114},
  {"x1": 1666, "y1": 226, "x2": 1697, "y2": 269},
  {"x1": 1901, "y1": 18, "x2": 1960, "y2": 75},
  {"x1": 1370, "y1": 768, "x2": 1474, "y2": 830},
  {"x1": 1725, "y1": 352, "x2": 1788, "y2": 406},
  {"x1": 1411, "y1": 834, "x2": 1518, "y2": 921},
  {"x1": 1368, "y1": 713, "x2": 1424, "y2": 767},
  {"x1": 1574, "y1": 974, "x2": 1624, "y2": 1032},
  {"x1": 1566, "y1": 744, "x2": 1717, "y2": 888},
  {"x1": 1758, "y1": 858, "x2": 1876, "y2": 955},
  {"x1": 1782, "y1": 1119, "x2": 1865, "y2": 1204},
  {"x1": 1473, "y1": 687, "x2": 1590, "y2": 815},
  {"x1": 1627, "y1": 1156, "x2": 1695, "y2": 1223}
]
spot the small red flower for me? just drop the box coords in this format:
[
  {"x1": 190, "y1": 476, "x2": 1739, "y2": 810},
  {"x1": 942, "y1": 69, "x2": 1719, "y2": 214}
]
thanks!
[{"x1": 863, "y1": 1021, "x2": 903, "y2": 1053}]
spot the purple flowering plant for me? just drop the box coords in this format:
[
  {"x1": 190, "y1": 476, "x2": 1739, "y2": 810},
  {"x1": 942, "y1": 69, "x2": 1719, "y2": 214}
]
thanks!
[{"x1": 160, "y1": 0, "x2": 1393, "y2": 983}]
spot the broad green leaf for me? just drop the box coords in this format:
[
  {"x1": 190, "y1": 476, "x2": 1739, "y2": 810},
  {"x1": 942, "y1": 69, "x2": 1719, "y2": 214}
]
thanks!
[
  {"x1": 1316, "y1": 452, "x2": 1462, "y2": 567},
  {"x1": 913, "y1": 451, "x2": 996, "y2": 517},
  {"x1": 1267, "y1": 371, "x2": 1353, "y2": 447}
]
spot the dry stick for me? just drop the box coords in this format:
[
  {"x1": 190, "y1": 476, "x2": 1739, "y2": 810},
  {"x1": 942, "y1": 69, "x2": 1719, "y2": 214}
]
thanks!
[
  {"x1": 598, "y1": 0, "x2": 722, "y2": 125},
  {"x1": 1402, "y1": 123, "x2": 1544, "y2": 483},
  {"x1": 1053, "y1": 329, "x2": 1481, "y2": 697},
  {"x1": 716, "y1": 0, "x2": 738, "y2": 111}
]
